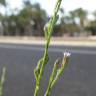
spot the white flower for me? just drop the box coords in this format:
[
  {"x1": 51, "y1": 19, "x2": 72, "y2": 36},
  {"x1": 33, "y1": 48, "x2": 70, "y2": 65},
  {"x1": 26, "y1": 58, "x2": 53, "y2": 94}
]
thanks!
[
  {"x1": 61, "y1": 51, "x2": 71, "y2": 68},
  {"x1": 63, "y1": 52, "x2": 71, "y2": 57}
]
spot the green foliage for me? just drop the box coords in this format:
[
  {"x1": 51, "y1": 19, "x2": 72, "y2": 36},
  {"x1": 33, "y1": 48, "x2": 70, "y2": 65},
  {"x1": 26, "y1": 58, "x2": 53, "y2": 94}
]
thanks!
[
  {"x1": 0, "y1": 67, "x2": 6, "y2": 96},
  {"x1": 0, "y1": 13, "x2": 4, "y2": 21},
  {"x1": 93, "y1": 10, "x2": 96, "y2": 20},
  {"x1": 0, "y1": 0, "x2": 6, "y2": 6},
  {"x1": 85, "y1": 20, "x2": 96, "y2": 35},
  {"x1": 1, "y1": 0, "x2": 95, "y2": 36},
  {"x1": 3, "y1": 1, "x2": 47, "y2": 36},
  {"x1": 69, "y1": 8, "x2": 87, "y2": 28},
  {"x1": 34, "y1": 0, "x2": 71, "y2": 96}
]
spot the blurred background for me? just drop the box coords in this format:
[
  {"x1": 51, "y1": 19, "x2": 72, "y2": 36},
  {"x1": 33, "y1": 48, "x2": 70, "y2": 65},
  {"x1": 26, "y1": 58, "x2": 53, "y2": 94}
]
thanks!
[
  {"x1": 1, "y1": 1, "x2": 96, "y2": 96},
  {"x1": 0, "y1": 0, "x2": 96, "y2": 37}
]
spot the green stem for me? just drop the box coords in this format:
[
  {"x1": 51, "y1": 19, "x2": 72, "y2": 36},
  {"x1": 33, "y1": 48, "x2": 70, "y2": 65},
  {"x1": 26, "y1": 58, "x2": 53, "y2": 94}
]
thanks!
[
  {"x1": 0, "y1": 67, "x2": 6, "y2": 96},
  {"x1": 34, "y1": 40, "x2": 49, "y2": 96},
  {"x1": 34, "y1": 0, "x2": 62, "y2": 96},
  {"x1": 44, "y1": 59, "x2": 59, "y2": 96},
  {"x1": 34, "y1": 84, "x2": 39, "y2": 96}
]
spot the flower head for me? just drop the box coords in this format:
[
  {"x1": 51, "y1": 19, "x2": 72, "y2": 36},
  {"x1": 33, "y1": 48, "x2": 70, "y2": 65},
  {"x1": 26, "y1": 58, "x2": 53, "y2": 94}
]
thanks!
[
  {"x1": 61, "y1": 51, "x2": 71, "y2": 68},
  {"x1": 63, "y1": 51, "x2": 71, "y2": 58}
]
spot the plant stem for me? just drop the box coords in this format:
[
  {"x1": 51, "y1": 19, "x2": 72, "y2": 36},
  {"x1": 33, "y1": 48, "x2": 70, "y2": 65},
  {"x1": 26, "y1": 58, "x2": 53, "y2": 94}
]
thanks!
[
  {"x1": 44, "y1": 59, "x2": 59, "y2": 96},
  {"x1": 45, "y1": 52, "x2": 71, "y2": 96},
  {"x1": 0, "y1": 67, "x2": 6, "y2": 96},
  {"x1": 34, "y1": 0, "x2": 62, "y2": 96}
]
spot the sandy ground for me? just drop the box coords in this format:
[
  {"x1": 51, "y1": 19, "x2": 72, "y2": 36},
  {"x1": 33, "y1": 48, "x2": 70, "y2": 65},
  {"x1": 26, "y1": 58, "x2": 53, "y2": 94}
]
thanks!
[{"x1": 0, "y1": 36, "x2": 96, "y2": 46}]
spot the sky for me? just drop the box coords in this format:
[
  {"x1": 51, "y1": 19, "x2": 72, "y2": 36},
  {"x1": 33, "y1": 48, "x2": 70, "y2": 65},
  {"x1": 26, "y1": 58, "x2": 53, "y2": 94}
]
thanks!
[{"x1": 0, "y1": 0, "x2": 96, "y2": 19}]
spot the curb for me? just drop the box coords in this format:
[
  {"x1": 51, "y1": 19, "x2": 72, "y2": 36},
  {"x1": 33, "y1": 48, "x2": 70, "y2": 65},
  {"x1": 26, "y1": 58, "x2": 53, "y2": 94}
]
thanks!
[{"x1": 0, "y1": 36, "x2": 96, "y2": 47}]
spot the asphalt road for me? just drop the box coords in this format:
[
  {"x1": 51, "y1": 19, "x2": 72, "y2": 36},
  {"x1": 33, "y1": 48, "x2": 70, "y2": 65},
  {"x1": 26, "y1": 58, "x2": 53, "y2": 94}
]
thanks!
[{"x1": 0, "y1": 43, "x2": 96, "y2": 96}]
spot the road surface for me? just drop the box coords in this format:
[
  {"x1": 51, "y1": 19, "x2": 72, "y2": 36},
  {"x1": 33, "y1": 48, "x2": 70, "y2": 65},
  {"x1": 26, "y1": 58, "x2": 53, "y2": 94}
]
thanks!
[{"x1": 0, "y1": 43, "x2": 96, "y2": 96}]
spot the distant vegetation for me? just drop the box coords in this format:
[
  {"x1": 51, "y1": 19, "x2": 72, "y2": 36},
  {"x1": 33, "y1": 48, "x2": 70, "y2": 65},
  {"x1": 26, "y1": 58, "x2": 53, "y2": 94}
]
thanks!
[{"x1": 0, "y1": 0, "x2": 96, "y2": 36}]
